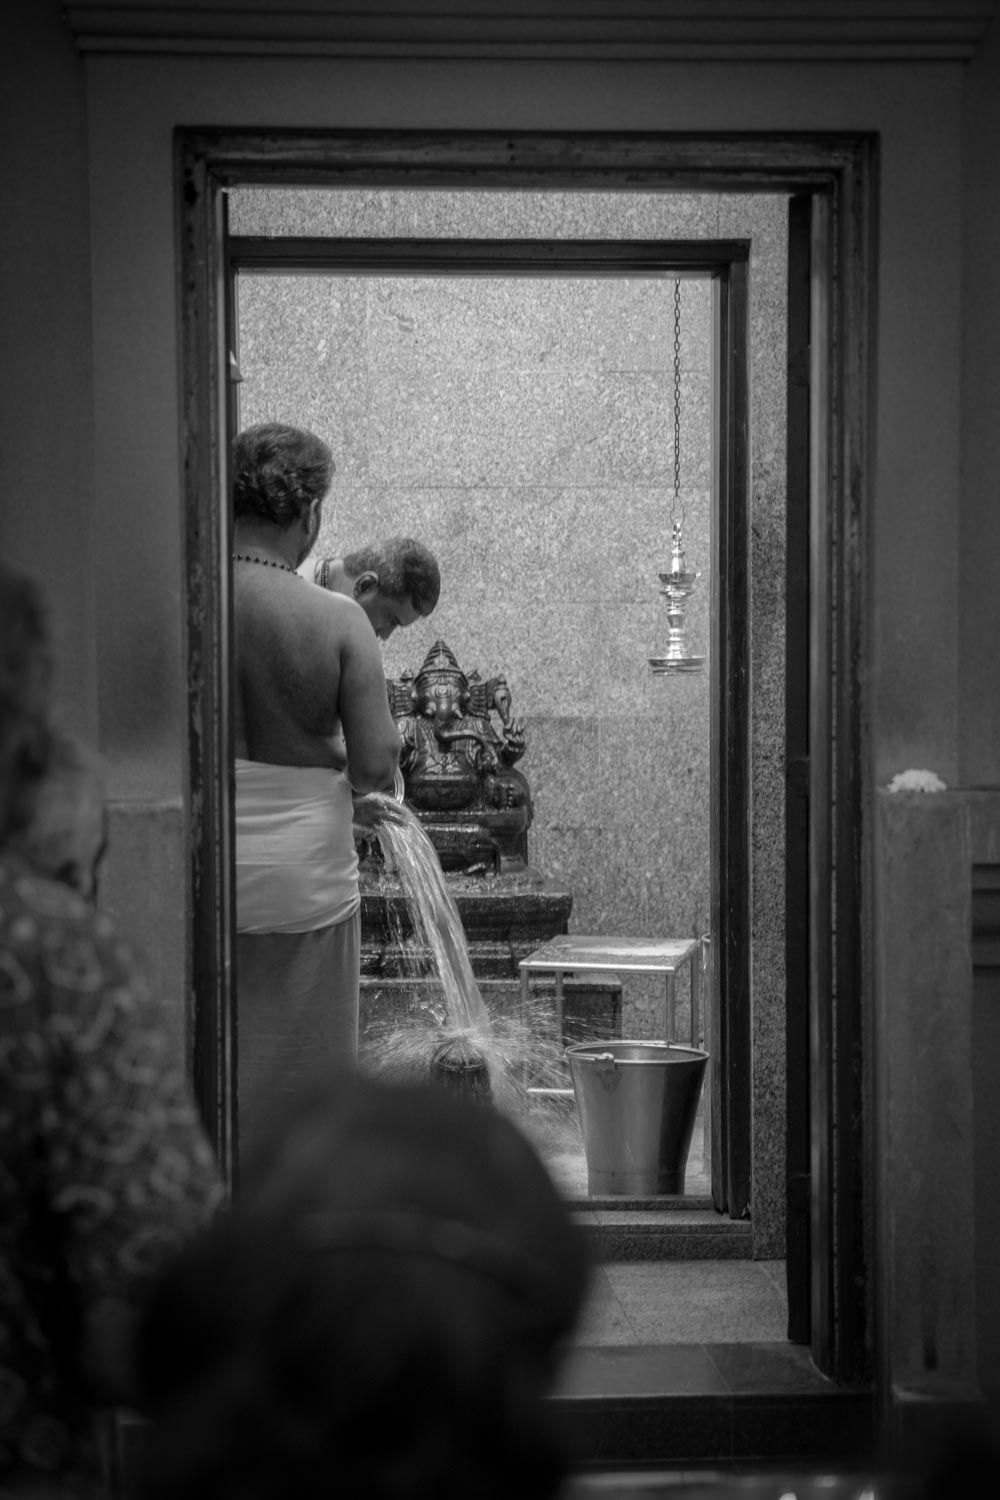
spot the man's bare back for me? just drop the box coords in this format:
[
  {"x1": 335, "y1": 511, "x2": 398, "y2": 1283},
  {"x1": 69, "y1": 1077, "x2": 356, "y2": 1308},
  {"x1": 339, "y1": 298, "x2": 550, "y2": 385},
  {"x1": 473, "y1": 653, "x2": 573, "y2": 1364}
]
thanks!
[
  {"x1": 233, "y1": 565, "x2": 399, "y2": 793},
  {"x1": 230, "y1": 421, "x2": 401, "y2": 1101}
]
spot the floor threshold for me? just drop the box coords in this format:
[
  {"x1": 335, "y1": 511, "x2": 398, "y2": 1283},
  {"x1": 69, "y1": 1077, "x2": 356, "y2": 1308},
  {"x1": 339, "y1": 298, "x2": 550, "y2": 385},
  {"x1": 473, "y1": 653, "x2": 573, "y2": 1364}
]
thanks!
[
  {"x1": 551, "y1": 1342, "x2": 875, "y2": 1471},
  {"x1": 573, "y1": 1206, "x2": 751, "y2": 1262}
]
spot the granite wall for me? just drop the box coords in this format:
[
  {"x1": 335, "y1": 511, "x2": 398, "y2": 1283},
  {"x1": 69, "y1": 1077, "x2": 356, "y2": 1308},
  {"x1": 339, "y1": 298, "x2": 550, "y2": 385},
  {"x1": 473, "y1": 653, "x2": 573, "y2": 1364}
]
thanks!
[{"x1": 231, "y1": 189, "x2": 788, "y2": 1254}]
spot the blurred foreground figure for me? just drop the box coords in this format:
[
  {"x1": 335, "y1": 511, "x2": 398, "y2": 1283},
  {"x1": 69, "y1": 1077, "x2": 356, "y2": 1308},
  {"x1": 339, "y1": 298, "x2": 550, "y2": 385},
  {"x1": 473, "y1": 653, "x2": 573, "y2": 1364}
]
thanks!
[
  {"x1": 136, "y1": 1073, "x2": 591, "y2": 1500},
  {"x1": 0, "y1": 562, "x2": 224, "y2": 1499},
  {"x1": 8, "y1": 727, "x2": 107, "y2": 899}
]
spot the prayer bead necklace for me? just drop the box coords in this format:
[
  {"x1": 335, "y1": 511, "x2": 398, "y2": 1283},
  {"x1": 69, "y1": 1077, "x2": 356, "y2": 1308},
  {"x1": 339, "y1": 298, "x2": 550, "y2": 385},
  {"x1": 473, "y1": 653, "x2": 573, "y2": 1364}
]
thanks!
[{"x1": 232, "y1": 553, "x2": 298, "y2": 575}]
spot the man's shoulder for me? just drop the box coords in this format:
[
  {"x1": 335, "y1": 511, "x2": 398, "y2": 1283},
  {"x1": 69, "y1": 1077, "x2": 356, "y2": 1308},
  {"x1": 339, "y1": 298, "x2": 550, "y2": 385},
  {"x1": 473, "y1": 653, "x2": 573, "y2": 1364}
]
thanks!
[
  {"x1": 289, "y1": 575, "x2": 368, "y2": 633},
  {"x1": 238, "y1": 568, "x2": 351, "y2": 634},
  {"x1": 235, "y1": 575, "x2": 372, "y2": 711},
  {"x1": 298, "y1": 554, "x2": 351, "y2": 593}
]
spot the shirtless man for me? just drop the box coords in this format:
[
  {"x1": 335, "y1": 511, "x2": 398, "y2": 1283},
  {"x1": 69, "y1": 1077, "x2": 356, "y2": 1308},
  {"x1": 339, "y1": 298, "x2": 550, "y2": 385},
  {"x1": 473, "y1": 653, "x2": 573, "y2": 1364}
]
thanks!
[
  {"x1": 231, "y1": 422, "x2": 402, "y2": 1141},
  {"x1": 298, "y1": 536, "x2": 440, "y2": 641}
]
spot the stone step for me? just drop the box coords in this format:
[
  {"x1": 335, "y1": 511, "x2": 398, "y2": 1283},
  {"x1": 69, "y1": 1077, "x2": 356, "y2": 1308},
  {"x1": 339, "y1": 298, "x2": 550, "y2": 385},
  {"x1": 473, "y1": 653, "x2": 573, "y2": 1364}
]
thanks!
[
  {"x1": 551, "y1": 1342, "x2": 875, "y2": 1474},
  {"x1": 571, "y1": 1205, "x2": 752, "y2": 1263}
]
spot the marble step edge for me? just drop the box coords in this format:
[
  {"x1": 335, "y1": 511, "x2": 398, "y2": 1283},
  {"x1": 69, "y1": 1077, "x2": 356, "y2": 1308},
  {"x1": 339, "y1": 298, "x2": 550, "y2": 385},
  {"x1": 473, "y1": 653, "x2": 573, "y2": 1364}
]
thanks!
[
  {"x1": 550, "y1": 1343, "x2": 876, "y2": 1470},
  {"x1": 578, "y1": 1230, "x2": 752, "y2": 1263},
  {"x1": 568, "y1": 1193, "x2": 719, "y2": 1214},
  {"x1": 553, "y1": 1384, "x2": 875, "y2": 1471},
  {"x1": 569, "y1": 1211, "x2": 751, "y2": 1263}
]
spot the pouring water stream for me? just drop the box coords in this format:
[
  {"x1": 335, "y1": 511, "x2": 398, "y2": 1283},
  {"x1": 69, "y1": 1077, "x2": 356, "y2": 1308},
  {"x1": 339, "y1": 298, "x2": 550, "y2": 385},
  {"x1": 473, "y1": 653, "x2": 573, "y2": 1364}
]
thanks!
[{"x1": 355, "y1": 791, "x2": 571, "y2": 1127}]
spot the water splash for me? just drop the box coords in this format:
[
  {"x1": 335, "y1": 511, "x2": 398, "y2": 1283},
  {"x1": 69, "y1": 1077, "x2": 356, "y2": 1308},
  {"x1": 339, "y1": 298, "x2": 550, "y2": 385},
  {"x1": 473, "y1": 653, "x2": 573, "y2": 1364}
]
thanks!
[
  {"x1": 359, "y1": 793, "x2": 489, "y2": 1035},
  {"x1": 363, "y1": 981, "x2": 571, "y2": 1109},
  {"x1": 355, "y1": 792, "x2": 599, "y2": 1193}
]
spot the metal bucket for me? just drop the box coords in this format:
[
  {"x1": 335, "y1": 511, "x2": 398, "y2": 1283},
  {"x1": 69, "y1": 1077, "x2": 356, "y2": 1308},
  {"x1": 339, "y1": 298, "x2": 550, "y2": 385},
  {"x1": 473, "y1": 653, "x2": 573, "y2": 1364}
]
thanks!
[{"x1": 566, "y1": 1040, "x2": 708, "y2": 1196}]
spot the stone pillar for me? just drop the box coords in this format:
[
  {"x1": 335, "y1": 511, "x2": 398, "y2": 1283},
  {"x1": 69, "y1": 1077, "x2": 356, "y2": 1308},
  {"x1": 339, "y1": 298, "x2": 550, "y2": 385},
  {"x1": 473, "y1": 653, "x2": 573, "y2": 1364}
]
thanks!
[{"x1": 873, "y1": 790, "x2": 988, "y2": 1464}]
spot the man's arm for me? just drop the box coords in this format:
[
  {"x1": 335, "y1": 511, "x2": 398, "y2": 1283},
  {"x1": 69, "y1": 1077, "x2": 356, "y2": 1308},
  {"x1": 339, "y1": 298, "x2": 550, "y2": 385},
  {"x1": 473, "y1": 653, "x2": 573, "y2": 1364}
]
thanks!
[
  {"x1": 337, "y1": 608, "x2": 402, "y2": 795},
  {"x1": 327, "y1": 731, "x2": 348, "y2": 773}
]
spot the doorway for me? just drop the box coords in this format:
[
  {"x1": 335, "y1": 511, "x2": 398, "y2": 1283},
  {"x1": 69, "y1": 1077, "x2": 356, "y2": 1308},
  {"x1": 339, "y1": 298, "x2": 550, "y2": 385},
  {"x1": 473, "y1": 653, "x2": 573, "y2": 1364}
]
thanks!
[
  {"x1": 178, "y1": 129, "x2": 875, "y2": 1386},
  {"x1": 226, "y1": 219, "x2": 751, "y2": 1217}
]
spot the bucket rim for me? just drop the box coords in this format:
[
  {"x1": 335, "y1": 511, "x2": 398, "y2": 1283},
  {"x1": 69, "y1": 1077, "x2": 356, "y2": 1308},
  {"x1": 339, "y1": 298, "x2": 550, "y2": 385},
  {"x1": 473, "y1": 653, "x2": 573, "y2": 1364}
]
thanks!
[{"x1": 564, "y1": 1039, "x2": 709, "y2": 1063}]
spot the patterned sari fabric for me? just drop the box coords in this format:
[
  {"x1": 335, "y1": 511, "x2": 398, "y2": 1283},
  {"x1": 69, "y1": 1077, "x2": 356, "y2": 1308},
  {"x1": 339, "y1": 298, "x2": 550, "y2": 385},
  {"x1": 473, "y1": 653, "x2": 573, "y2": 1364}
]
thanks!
[{"x1": 0, "y1": 852, "x2": 224, "y2": 1497}]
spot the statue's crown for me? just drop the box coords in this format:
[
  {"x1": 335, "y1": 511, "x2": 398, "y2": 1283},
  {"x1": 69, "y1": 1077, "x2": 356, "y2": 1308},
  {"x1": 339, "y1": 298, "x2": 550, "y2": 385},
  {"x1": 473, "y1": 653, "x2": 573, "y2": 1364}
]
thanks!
[{"x1": 415, "y1": 639, "x2": 467, "y2": 689}]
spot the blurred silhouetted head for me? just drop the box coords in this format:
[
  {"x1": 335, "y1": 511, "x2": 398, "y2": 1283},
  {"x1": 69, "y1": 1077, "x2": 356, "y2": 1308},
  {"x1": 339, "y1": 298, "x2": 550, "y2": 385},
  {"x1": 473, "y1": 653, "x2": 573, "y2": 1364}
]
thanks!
[
  {"x1": 136, "y1": 1073, "x2": 590, "y2": 1500},
  {"x1": 9, "y1": 728, "x2": 107, "y2": 900}
]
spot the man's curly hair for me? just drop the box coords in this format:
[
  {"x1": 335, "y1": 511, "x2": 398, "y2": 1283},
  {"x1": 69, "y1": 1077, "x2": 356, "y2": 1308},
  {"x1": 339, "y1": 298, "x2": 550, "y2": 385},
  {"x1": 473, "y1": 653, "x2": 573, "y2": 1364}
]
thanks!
[{"x1": 232, "y1": 423, "x2": 334, "y2": 527}]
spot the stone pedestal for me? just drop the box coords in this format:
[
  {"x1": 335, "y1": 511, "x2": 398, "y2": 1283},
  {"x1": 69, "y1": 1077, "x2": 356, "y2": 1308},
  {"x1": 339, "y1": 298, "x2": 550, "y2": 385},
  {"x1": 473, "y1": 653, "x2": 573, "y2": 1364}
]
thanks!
[{"x1": 361, "y1": 874, "x2": 571, "y2": 979}]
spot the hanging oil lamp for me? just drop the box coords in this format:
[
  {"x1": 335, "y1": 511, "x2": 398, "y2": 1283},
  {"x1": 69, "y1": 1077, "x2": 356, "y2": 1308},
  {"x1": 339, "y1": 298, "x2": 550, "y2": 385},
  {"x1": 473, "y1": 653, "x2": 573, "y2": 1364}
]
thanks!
[{"x1": 648, "y1": 279, "x2": 705, "y2": 676}]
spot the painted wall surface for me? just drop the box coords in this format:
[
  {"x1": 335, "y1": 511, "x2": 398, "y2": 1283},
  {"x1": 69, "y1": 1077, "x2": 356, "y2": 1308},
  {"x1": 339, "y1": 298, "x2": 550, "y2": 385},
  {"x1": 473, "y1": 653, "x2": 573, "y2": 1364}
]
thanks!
[
  {"x1": 962, "y1": 17, "x2": 1000, "y2": 788},
  {"x1": 1, "y1": 1, "x2": 97, "y2": 742}
]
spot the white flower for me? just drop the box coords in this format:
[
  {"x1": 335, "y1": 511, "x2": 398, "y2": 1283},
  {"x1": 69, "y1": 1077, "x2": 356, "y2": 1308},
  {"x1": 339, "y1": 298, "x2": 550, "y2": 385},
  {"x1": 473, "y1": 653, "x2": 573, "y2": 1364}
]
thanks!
[{"x1": 886, "y1": 768, "x2": 947, "y2": 793}]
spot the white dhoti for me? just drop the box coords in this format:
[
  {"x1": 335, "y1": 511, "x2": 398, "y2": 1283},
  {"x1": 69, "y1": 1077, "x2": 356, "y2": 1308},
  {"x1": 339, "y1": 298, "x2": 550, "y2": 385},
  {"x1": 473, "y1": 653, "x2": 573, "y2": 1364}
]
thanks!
[
  {"x1": 234, "y1": 759, "x2": 358, "y2": 934},
  {"x1": 234, "y1": 760, "x2": 361, "y2": 1147}
]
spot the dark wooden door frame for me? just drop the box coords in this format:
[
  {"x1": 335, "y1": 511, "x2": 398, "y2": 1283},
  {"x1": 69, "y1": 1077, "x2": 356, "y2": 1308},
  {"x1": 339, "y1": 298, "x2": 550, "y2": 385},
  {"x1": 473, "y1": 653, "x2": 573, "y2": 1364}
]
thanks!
[
  {"x1": 784, "y1": 194, "x2": 813, "y2": 1348},
  {"x1": 710, "y1": 248, "x2": 752, "y2": 1223},
  {"x1": 178, "y1": 128, "x2": 876, "y2": 1386}
]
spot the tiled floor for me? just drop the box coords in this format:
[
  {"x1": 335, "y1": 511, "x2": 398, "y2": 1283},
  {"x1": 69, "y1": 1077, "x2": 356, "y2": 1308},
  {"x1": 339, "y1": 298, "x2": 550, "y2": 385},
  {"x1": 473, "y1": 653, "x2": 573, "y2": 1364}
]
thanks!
[
  {"x1": 573, "y1": 1260, "x2": 789, "y2": 1347},
  {"x1": 523, "y1": 1095, "x2": 789, "y2": 1348},
  {"x1": 519, "y1": 1099, "x2": 872, "y2": 1472},
  {"x1": 553, "y1": 1336, "x2": 873, "y2": 1472}
]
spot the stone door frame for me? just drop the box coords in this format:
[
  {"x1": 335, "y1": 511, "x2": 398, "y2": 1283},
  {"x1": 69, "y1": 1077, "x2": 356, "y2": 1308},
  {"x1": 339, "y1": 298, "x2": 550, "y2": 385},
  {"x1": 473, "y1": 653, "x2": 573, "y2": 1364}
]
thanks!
[{"x1": 177, "y1": 128, "x2": 876, "y2": 1385}]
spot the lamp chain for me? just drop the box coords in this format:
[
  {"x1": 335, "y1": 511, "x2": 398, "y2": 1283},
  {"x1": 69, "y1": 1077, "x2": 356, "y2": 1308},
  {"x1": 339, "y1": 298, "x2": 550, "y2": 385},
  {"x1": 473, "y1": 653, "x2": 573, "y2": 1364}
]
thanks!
[
  {"x1": 648, "y1": 274, "x2": 704, "y2": 674},
  {"x1": 672, "y1": 279, "x2": 683, "y2": 535}
]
